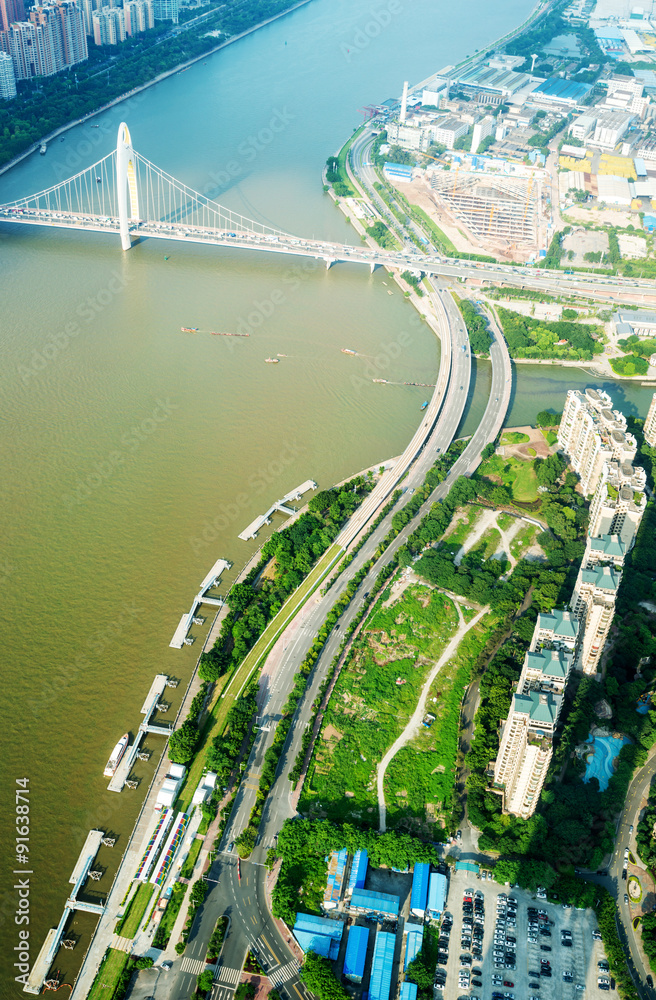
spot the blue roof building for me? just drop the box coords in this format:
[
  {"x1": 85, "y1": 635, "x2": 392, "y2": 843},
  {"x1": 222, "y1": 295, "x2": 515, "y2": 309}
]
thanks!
[
  {"x1": 383, "y1": 162, "x2": 413, "y2": 182},
  {"x1": 349, "y1": 888, "x2": 399, "y2": 919},
  {"x1": 293, "y1": 913, "x2": 344, "y2": 959},
  {"x1": 533, "y1": 78, "x2": 591, "y2": 104},
  {"x1": 403, "y1": 925, "x2": 424, "y2": 971},
  {"x1": 427, "y1": 872, "x2": 447, "y2": 919},
  {"x1": 369, "y1": 931, "x2": 396, "y2": 1000},
  {"x1": 400, "y1": 983, "x2": 418, "y2": 1000},
  {"x1": 410, "y1": 863, "x2": 430, "y2": 917},
  {"x1": 347, "y1": 849, "x2": 368, "y2": 895},
  {"x1": 343, "y1": 925, "x2": 369, "y2": 982}
]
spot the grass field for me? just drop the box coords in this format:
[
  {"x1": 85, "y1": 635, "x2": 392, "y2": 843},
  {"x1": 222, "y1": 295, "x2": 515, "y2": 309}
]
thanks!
[
  {"x1": 300, "y1": 584, "x2": 461, "y2": 823},
  {"x1": 87, "y1": 949, "x2": 130, "y2": 1000},
  {"x1": 501, "y1": 431, "x2": 530, "y2": 445},
  {"x1": 510, "y1": 523, "x2": 539, "y2": 561},
  {"x1": 496, "y1": 512, "x2": 516, "y2": 532},
  {"x1": 116, "y1": 882, "x2": 155, "y2": 939},
  {"x1": 177, "y1": 542, "x2": 342, "y2": 810},
  {"x1": 478, "y1": 454, "x2": 539, "y2": 503}
]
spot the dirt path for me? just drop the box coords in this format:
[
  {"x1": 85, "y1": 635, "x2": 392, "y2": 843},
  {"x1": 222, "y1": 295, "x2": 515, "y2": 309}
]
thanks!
[
  {"x1": 376, "y1": 602, "x2": 490, "y2": 832},
  {"x1": 494, "y1": 517, "x2": 523, "y2": 570}
]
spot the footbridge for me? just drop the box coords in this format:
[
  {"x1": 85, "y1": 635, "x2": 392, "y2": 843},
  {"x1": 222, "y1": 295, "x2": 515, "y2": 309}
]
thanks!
[{"x1": 1, "y1": 123, "x2": 654, "y2": 304}]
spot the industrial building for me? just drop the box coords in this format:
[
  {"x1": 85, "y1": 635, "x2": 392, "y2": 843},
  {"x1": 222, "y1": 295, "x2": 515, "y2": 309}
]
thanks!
[
  {"x1": 558, "y1": 388, "x2": 638, "y2": 495},
  {"x1": 347, "y1": 849, "x2": 369, "y2": 896},
  {"x1": 403, "y1": 925, "x2": 424, "y2": 970},
  {"x1": 343, "y1": 925, "x2": 369, "y2": 982},
  {"x1": 293, "y1": 913, "x2": 344, "y2": 959},
  {"x1": 429, "y1": 170, "x2": 539, "y2": 253},
  {"x1": 400, "y1": 983, "x2": 418, "y2": 1000},
  {"x1": 383, "y1": 162, "x2": 414, "y2": 183},
  {"x1": 324, "y1": 848, "x2": 348, "y2": 909},
  {"x1": 410, "y1": 862, "x2": 430, "y2": 917},
  {"x1": 369, "y1": 931, "x2": 397, "y2": 1000},
  {"x1": 613, "y1": 309, "x2": 656, "y2": 337},
  {"x1": 427, "y1": 872, "x2": 447, "y2": 919},
  {"x1": 349, "y1": 888, "x2": 400, "y2": 920},
  {"x1": 532, "y1": 77, "x2": 591, "y2": 105}
]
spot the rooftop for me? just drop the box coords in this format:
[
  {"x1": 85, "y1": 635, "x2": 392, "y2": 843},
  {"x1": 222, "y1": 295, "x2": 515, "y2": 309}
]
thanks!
[
  {"x1": 580, "y1": 565, "x2": 621, "y2": 592},
  {"x1": 525, "y1": 648, "x2": 572, "y2": 678},
  {"x1": 514, "y1": 689, "x2": 562, "y2": 725}
]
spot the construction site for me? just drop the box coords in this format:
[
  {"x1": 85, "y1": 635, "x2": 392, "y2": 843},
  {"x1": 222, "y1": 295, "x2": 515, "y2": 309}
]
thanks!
[{"x1": 428, "y1": 167, "x2": 540, "y2": 259}]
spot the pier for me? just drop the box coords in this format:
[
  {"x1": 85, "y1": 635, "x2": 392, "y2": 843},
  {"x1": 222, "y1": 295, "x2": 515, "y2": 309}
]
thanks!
[
  {"x1": 25, "y1": 831, "x2": 107, "y2": 994},
  {"x1": 238, "y1": 479, "x2": 318, "y2": 540},
  {"x1": 169, "y1": 557, "x2": 231, "y2": 648},
  {"x1": 107, "y1": 731, "x2": 144, "y2": 793}
]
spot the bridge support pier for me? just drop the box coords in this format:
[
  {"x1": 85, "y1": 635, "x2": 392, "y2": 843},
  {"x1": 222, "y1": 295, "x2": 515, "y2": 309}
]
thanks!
[
  {"x1": 324, "y1": 258, "x2": 335, "y2": 270},
  {"x1": 370, "y1": 262, "x2": 378, "y2": 274}
]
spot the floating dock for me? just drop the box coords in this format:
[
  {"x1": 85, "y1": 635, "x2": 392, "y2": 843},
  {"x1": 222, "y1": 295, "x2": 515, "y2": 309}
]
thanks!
[
  {"x1": 69, "y1": 830, "x2": 104, "y2": 884},
  {"x1": 238, "y1": 480, "x2": 317, "y2": 540},
  {"x1": 140, "y1": 674, "x2": 168, "y2": 715},
  {"x1": 24, "y1": 928, "x2": 59, "y2": 994},
  {"x1": 169, "y1": 558, "x2": 231, "y2": 648}
]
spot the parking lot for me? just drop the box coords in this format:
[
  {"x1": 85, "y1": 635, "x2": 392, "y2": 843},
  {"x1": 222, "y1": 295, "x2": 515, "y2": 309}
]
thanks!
[{"x1": 435, "y1": 866, "x2": 612, "y2": 1000}]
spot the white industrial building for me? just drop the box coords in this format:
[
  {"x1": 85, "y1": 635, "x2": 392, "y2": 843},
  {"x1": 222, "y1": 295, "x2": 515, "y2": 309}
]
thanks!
[
  {"x1": 597, "y1": 173, "x2": 633, "y2": 205},
  {"x1": 590, "y1": 109, "x2": 634, "y2": 149}
]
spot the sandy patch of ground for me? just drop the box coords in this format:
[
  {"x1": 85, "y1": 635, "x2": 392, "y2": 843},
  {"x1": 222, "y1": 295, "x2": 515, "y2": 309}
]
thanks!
[
  {"x1": 454, "y1": 508, "x2": 500, "y2": 566},
  {"x1": 563, "y1": 205, "x2": 635, "y2": 228},
  {"x1": 500, "y1": 424, "x2": 554, "y2": 460}
]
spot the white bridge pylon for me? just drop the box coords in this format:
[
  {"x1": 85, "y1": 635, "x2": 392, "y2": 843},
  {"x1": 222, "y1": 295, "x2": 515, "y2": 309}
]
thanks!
[{"x1": 0, "y1": 122, "x2": 291, "y2": 248}]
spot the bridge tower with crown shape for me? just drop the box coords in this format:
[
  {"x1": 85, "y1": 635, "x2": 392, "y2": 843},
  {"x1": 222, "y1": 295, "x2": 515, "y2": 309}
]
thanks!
[{"x1": 116, "y1": 122, "x2": 139, "y2": 251}]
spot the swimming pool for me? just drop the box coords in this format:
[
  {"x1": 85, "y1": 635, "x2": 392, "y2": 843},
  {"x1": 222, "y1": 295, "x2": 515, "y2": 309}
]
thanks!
[{"x1": 583, "y1": 732, "x2": 631, "y2": 791}]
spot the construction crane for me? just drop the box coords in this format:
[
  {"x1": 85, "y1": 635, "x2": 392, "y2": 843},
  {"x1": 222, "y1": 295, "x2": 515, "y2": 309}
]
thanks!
[
  {"x1": 522, "y1": 173, "x2": 535, "y2": 224},
  {"x1": 358, "y1": 106, "x2": 378, "y2": 120}
]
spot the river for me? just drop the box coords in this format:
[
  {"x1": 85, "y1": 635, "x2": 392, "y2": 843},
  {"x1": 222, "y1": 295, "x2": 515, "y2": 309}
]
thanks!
[{"x1": 0, "y1": 0, "x2": 653, "y2": 993}]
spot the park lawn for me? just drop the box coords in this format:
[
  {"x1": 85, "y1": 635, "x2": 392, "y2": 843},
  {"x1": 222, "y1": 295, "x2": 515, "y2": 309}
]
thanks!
[
  {"x1": 300, "y1": 585, "x2": 460, "y2": 821},
  {"x1": 87, "y1": 949, "x2": 130, "y2": 1000},
  {"x1": 177, "y1": 542, "x2": 342, "y2": 810},
  {"x1": 501, "y1": 431, "x2": 530, "y2": 445},
  {"x1": 384, "y1": 613, "x2": 494, "y2": 828},
  {"x1": 116, "y1": 882, "x2": 155, "y2": 939},
  {"x1": 478, "y1": 454, "x2": 539, "y2": 503}
]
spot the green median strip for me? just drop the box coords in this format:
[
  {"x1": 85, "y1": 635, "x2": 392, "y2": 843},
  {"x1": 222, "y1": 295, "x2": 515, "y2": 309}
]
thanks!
[{"x1": 176, "y1": 542, "x2": 342, "y2": 811}]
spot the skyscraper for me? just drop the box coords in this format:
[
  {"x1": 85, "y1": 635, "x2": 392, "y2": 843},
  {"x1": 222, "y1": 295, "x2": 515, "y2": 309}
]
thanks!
[
  {"x1": 7, "y1": 0, "x2": 86, "y2": 79},
  {"x1": 557, "y1": 388, "x2": 637, "y2": 495},
  {"x1": 0, "y1": 47, "x2": 16, "y2": 96},
  {"x1": 152, "y1": 0, "x2": 177, "y2": 23},
  {"x1": 644, "y1": 392, "x2": 656, "y2": 448}
]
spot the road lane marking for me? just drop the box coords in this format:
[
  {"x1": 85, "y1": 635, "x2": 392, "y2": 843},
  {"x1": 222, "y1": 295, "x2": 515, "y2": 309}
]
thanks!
[
  {"x1": 260, "y1": 934, "x2": 280, "y2": 965},
  {"x1": 292, "y1": 985, "x2": 304, "y2": 1000}
]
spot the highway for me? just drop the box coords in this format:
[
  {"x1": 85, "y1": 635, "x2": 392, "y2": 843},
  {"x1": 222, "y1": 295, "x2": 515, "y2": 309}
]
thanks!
[{"x1": 166, "y1": 293, "x2": 512, "y2": 1000}]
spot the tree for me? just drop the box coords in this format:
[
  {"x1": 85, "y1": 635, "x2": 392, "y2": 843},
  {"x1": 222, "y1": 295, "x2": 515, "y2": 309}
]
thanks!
[
  {"x1": 197, "y1": 970, "x2": 215, "y2": 993},
  {"x1": 300, "y1": 952, "x2": 350, "y2": 1000},
  {"x1": 168, "y1": 720, "x2": 199, "y2": 764},
  {"x1": 189, "y1": 878, "x2": 208, "y2": 907},
  {"x1": 227, "y1": 583, "x2": 255, "y2": 613}
]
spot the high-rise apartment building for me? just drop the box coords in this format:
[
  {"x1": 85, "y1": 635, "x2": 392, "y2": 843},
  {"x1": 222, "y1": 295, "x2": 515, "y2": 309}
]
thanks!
[
  {"x1": 644, "y1": 392, "x2": 656, "y2": 448},
  {"x1": 492, "y1": 614, "x2": 575, "y2": 820},
  {"x1": 92, "y1": 5, "x2": 124, "y2": 44},
  {"x1": 123, "y1": 0, "x2": 153, "y2": 34},
  {"x1": 588, "y1": 459, "x2": 647, "y2": 550},
  {"x1": 570, "y1": 564, "x2": 622, "y2": 675},
  {"x1": 0, "y1": 47, "x2": 16, "y2": 96},
  {"x1": 152, "y1": 0, "x2": 176, "y2": 22},
  {"x1": 7, "y1": 0, "x2": 86, "y2": 78},
  {"x1": 558, "y1": 388, "x2": 637, "y2": 495},
  {"x1": 0, "y1": 0, "x2": 25, "y2": 32}
]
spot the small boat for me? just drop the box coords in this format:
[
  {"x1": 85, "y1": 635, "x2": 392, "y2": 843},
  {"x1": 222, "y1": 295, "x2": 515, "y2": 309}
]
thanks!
[
  {"x1": 164, "y1": 255, "x2": 169, "y2": 260},
  {"x1": 373, "y1": 379, "x2": 388, "y2": 384},
  {"x1": 277, "y1": 353, "x2": 288, "y2": 357},
  {"x1": 96, "y1": 177, "x2": 102, "y2": 183},
  {"x1": 265, "y1": 357, "x2": 279, "y2": 363},
  {"x1": 91, "y1": 124, "x2": 100, "y2": 128},
  {"x1": 341, "y1": 348, "x2": 357, "y2": 356},
  {"x1": 420, "y1": 401, "x2": 429, "y2": 410},
  {"x1": 181, "y1": 326, "x2": 199, "y2": 333},
  {"x1": 39, "y1": 144, "x2": 47, "y2": 155},
  {"x1": 104, "y1": 734, "x2": 129, "y2": 777}
]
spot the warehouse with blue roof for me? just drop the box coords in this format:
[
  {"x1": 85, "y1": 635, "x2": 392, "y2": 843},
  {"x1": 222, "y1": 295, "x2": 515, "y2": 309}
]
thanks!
[
  {"x1": 427, "y1": 872, "x2": 447, "y2": 919},
  {"x1": 410, "y1": 863, "x2": 430, "y2": 917},
  {"x1": 369, "y1": 931, "x2": 396, "y2": 1000},
  {"x1": 403, "y1": 925, "x2": 424, "y2": 970},
  {"x1": 349, "y1": 888, "x2": 399, "y2": 919},
  {"x1": 343, "y1": 925, "x2": 369, "y2": 982},
  {"x1": 400, "y1": 983, "x2": 418, "y2": 1000},
  {"x1": 347, "y1": 849, "x2": 368, "y2": 895},
  {"x1": 293, "y1": 913, "x2": 344, "y2": 959}
]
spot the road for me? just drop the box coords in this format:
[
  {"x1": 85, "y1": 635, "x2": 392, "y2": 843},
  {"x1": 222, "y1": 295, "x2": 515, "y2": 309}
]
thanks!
[{"x1": 166, "y1": 296, "x2": 512, "y2": 1000}]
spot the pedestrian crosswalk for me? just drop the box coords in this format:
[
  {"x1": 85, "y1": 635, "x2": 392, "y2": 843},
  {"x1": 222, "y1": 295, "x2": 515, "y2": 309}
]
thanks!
[
  {"x1": 218, "y1": 966, "x2": 242, "y2": 985},
  {"x1": 268, "y1": 960, "x2": 301, "y2": 986},
  {"x1": 181, "y1": 957, "x2": 209, "y2": 975}
]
